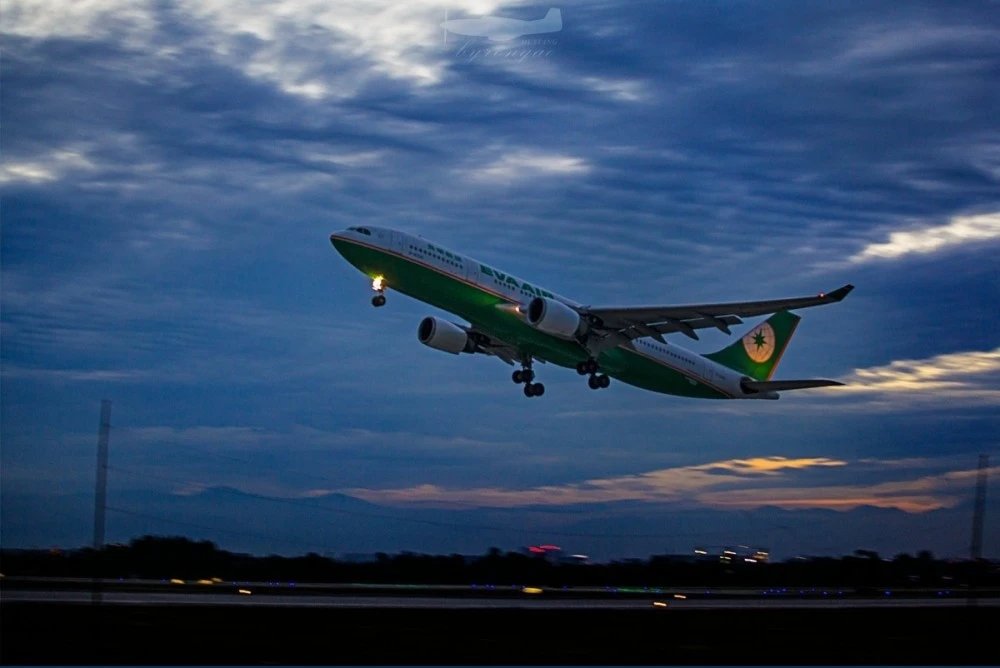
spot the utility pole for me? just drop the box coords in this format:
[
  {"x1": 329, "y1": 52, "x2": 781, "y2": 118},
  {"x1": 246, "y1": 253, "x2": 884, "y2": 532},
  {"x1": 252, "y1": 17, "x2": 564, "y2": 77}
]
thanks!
[
  {"x1": 967, "y1": 453, "x2": 988, "y2": 609},
  {"x1": 970, "y1": 453, "x2": 988, "y2": 560},
  {"x1": 92, "y1": 399, "x2": 111, "y2": 604}
]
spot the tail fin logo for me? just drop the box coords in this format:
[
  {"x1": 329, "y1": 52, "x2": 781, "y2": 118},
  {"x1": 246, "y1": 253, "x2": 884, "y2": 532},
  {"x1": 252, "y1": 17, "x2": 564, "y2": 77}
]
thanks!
[{"x1": 742, "y1": 322, "x2": 776, "y2": 363}]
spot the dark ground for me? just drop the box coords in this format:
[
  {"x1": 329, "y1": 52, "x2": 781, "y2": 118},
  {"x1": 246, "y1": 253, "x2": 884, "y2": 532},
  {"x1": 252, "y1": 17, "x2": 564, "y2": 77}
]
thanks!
[{"x1": 2, "y1": 602, "x2": 998, "y2": 665}]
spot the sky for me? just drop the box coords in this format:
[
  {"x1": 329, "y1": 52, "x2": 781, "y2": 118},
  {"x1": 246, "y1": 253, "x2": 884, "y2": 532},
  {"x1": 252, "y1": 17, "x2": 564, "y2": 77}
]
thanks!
[{"x1": 2, "y1": 0, "x2": 998, "y2": 563}]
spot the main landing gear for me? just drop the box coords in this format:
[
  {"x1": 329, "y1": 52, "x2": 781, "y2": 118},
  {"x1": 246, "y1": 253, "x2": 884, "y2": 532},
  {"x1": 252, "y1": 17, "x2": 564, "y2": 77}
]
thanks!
[
  {"x1": 371, "y1": 275, "x2": 386, "y2": 307},
  {"x1": 512, "y1": 365, "x2": 545, "y2": 398},
  {"x1": 576, "y1": 358, "x2": 611, "y2": 390}
]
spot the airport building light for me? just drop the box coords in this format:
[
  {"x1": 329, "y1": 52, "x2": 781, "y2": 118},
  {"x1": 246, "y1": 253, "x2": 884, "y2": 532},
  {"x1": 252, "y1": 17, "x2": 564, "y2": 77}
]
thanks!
[{"x1": 693, "y1": 545, "x2": 770, "y2": 564}]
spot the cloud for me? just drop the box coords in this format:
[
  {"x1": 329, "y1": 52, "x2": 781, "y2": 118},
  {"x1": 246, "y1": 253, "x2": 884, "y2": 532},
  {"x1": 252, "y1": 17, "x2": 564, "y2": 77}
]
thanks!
[
  {"x1": 345, "y1": 456, "x2": 997, "y2": 515},
  {"x1": 700, "y1": 466, "x2": 1000, "y2": 513},
  {"x1": 118, "y1": 424, "x2": 523, "y2": 460},
  {"x1": 822, "y1": 348, "x2": 1000, "y2": 407},
  {"x1": 0, "y1": 148, "x2": 95, "y2": 185},
  {"x1": 1, "y1": 0, "x2": 515, "y2": 98},
  {"x1": 850, "y1": 212, "x2": 1000, "y2": 263},
  {"x1": 464, "y1": 150, "x2": 591, "y2": 184},
  {"x1": 0, "y1": 0, "x2": 155, "y2": 43},
  {"x1": 167, "y1": 0, "x2": 506, "y2": 95},
  {"x1": 697, "y1": 457, "x2": 847, "y2": 475},
  {"x1": 344, "y1": 456, "x2": 848, "y2": 507}
]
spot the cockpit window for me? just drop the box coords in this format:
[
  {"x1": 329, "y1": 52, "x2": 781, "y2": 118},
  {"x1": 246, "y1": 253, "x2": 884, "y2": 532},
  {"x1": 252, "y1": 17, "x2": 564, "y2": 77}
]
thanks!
[{"x1": 348, "y1": 226, "x2": 372, "y2": 235}]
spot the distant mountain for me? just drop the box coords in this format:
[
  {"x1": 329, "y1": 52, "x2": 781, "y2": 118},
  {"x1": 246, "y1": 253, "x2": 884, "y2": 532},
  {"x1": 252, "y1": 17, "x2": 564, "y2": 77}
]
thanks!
[{"x1": 1, "y1": 486, "x2": 990, "y2": 561}]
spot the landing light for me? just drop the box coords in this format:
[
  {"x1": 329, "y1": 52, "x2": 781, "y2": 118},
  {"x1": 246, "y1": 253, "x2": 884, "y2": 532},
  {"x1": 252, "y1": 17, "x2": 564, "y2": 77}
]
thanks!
[
  {"x1": 495, "y1": 303, "x2": 523, "y2": 316},
  {"x1": 372, "y1": 276, "x2": 385, "y2": 291}
]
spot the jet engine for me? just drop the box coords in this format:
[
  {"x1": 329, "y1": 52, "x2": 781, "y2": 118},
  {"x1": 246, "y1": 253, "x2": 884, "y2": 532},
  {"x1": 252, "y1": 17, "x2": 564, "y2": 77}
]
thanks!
[
  {"x1": 417, "y1": 316, "x2": 475, "y2": 354},
  {"x1": 526, "y1": 297, "x2": 588, "y2": 340}
]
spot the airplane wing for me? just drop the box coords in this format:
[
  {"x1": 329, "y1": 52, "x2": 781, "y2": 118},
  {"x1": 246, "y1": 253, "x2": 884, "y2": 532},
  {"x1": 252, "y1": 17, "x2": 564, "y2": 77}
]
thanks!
[{"x1": 582, "y1": 284, "x2": 854, "y2": 342}]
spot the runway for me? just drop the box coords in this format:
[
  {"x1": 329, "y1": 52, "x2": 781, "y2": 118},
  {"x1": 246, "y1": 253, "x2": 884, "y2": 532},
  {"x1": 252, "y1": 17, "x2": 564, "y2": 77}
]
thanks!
[
  {"x1": 4, "y1": 578, "x2": 997, "y2": 664},
  {"x1": 4, "y1": 587, "x2": 994, "y2": 609}
]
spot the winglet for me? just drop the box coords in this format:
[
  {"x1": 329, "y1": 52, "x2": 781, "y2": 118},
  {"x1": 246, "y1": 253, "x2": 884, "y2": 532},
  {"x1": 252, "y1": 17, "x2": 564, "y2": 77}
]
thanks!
[{"x1": 823, "y1": 284, "x2": 854, "y2": 302}]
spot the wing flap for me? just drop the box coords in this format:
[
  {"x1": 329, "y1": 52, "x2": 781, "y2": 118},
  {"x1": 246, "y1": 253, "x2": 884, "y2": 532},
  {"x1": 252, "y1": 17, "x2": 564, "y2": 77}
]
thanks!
[
  {"x1": 586, "y1": 284, "x2": 854, "y2": 333},
  {"x1": 465, "y1": 325, "x2": 544, "y2": 367},
  {"x1": 649, "y1": 314, "x2": 743, "y2": 339}
]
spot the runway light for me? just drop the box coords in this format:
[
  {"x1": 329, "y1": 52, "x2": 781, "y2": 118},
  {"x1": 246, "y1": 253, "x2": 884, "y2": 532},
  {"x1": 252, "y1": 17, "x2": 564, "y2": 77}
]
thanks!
[
  {"x1": 673, "y1": 594, "x2": 687, "y2": 600},
  {"x1": 237, "y1": 588, "x2": 252, "y2": 595},
  {"x1": 169, "y1": 579, "x2": 185, "y2": 585},
  {"x1": 652, "y1": 601, "x2": 668, "y2": 607},
  {"x1": 522, "y1": 587, "x2": 543, "y2": 595}
]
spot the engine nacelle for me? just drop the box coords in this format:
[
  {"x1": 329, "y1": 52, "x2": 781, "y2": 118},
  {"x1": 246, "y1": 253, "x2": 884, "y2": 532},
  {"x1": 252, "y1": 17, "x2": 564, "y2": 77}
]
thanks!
[
  {"x1": 418, "y1": 316, "x2": 475, "y2": 354},
  {"x1": 526, "y1": 296, "x2": 587, "y2": 340}
]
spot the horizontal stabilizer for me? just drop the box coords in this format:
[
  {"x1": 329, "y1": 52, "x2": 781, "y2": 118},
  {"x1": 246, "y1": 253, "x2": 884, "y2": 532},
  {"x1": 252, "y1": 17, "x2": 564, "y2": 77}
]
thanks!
[{"x1": 741, "y1": 378, "x2": 844, "y2": 393}]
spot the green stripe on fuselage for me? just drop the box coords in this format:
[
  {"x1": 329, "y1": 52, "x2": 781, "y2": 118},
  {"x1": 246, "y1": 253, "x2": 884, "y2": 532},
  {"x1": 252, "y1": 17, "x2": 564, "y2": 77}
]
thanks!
[{"x1": 333, "y1": 237, "x2": 729, "y2": 399}]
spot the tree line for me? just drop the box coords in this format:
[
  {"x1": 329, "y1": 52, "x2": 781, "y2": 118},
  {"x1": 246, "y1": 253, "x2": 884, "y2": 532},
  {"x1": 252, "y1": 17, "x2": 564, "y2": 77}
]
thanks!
[{"x1": 2, "y1": 535, "x2": 997, "y2": 589}]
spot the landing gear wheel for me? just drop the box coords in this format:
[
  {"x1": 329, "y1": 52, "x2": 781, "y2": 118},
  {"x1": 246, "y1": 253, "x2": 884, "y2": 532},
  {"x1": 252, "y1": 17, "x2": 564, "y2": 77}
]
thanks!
[
  {"x1": 523, "y1": 383, "x2": 545, "y2": 397},
  {"x1": 584, "y1": 358, "x2": 599, "y2": 374},
  {"x1": 371, "y1": 294, "x2": 386, "y2": 307},
  {"x1": 512, "y1": 370, "x2": 524, "y2": 384},
  {"x1": 587, "y1": 374, "x2": 610, "y2": 390},
  {"x1": 575, "y1": 361, "x2": 588, "y2": 375},
  {"x1": 522, "y1": 369, "x2": 535, "y2": 383}
]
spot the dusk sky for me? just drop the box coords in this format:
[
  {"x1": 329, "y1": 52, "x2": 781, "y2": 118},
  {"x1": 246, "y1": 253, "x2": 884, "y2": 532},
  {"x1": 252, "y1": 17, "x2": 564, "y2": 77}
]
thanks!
[{"x1": 2, "y1": 0, "x2": 998, "y2": 562}]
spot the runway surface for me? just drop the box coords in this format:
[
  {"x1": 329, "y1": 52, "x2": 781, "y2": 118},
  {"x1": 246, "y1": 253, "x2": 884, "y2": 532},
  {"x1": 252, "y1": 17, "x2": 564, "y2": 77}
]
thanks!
[
  {"x1": 5, "y1": 586, "x2": 995, "y2": 609},
  {"x1": 3, "y1": 578, "x2": 998, "y2": 664}
]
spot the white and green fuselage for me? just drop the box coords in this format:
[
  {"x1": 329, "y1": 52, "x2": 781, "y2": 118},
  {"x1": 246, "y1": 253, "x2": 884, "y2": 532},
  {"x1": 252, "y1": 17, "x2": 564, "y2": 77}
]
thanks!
[{"x1": 330, "y1": 226, "x2": 802, "y2": 400}]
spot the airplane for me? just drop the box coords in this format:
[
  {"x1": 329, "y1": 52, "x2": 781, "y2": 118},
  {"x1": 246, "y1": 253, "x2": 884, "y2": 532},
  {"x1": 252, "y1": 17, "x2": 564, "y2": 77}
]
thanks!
[
  {"x1": 440, "y1": 8, "x2": 562, "y2": 41},
  {"x1": 329, "y1": 226, "x2": 854, "y2": 399}
]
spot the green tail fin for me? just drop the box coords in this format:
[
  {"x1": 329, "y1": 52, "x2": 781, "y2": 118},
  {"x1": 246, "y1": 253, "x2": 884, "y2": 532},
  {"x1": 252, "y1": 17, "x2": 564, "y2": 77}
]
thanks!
[{"x1": 704, "y1": 310, "x2": 801, "y2": 381}]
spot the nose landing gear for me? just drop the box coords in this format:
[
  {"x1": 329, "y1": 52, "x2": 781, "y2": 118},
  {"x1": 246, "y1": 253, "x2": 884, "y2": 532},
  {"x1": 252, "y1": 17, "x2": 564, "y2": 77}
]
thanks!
[{"x1": 371, "y1": 276, "x2": 386, "y2": 307}]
